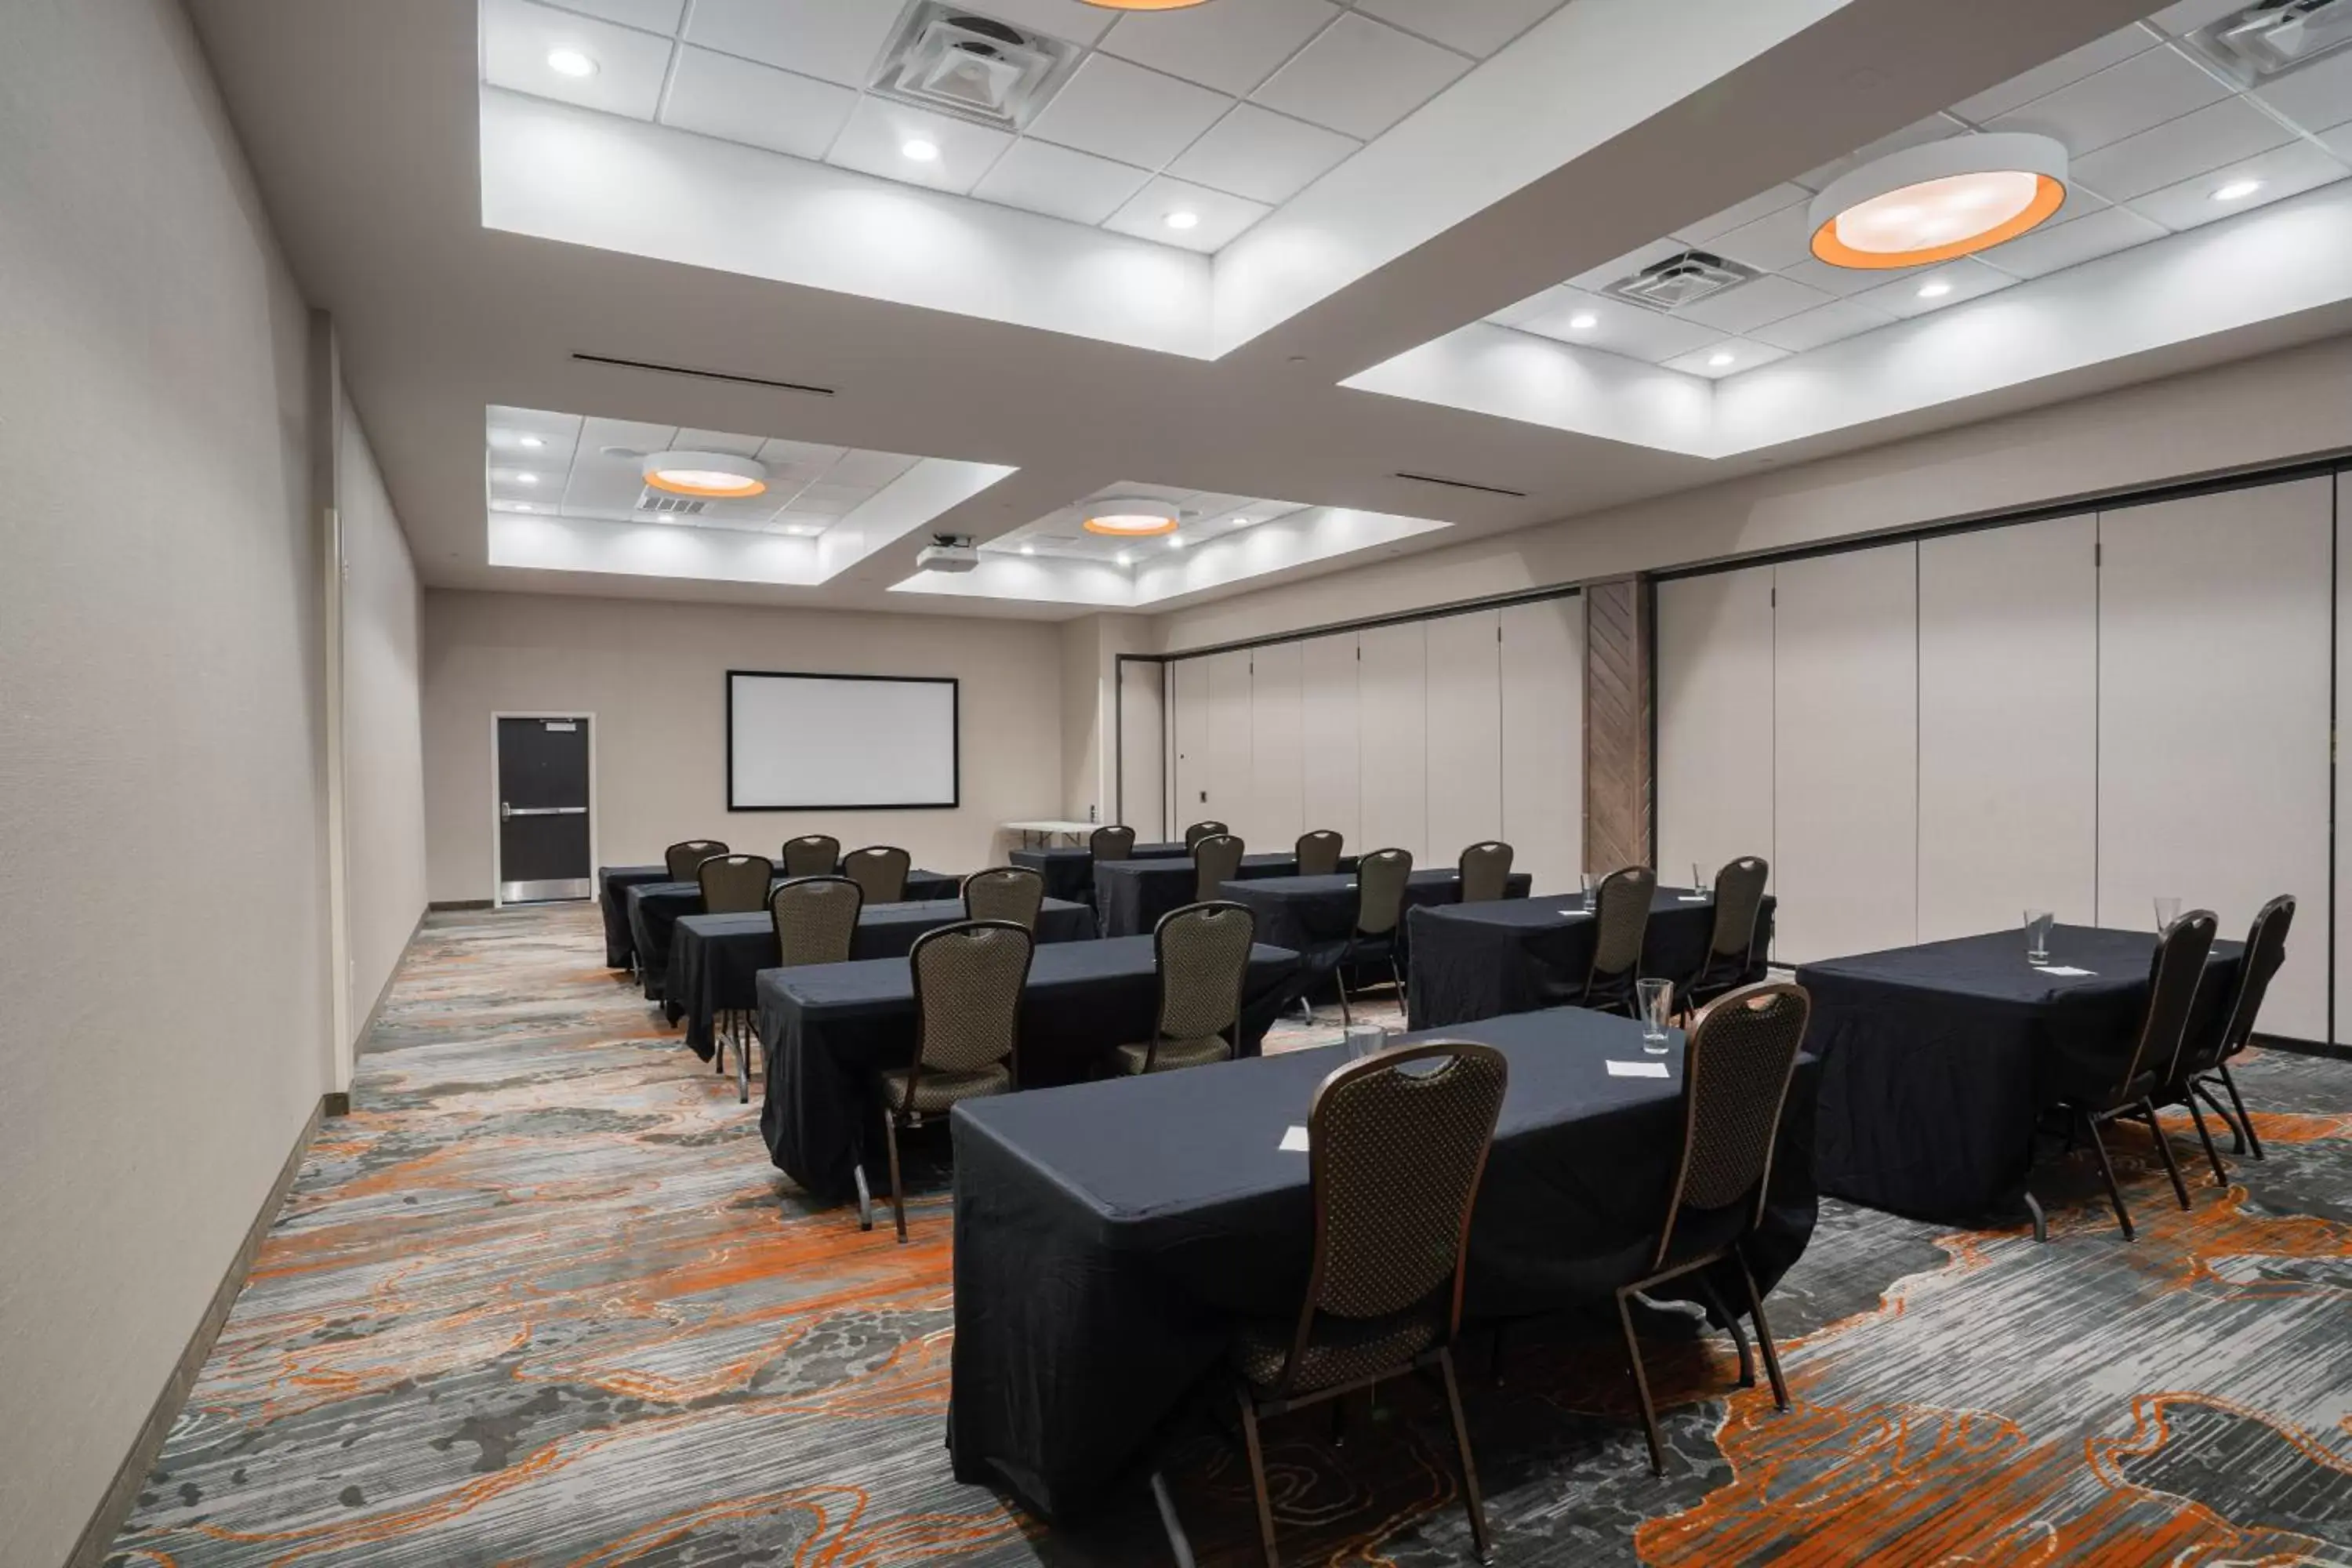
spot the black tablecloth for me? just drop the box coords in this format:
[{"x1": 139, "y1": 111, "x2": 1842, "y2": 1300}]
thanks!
[
  {"x1": 1797, "y1": 925, "x2": 2241, "y2": 1220},
  {"x1": 1407, "y1": 887, "x2": 1777, "y2": 1029},
  {"x1": 626, "y1": 869, "x2": 960, "y2": 1000},
  {"x1": 1222, "y1": 869, "x2": 1534, "y2": 995},
  {"x1": 948, "y1": 1006, "x2": 1819, "y2": 1521},
  {"x1": 597, "y1": 865, "x2": 670, "y2": 967},
  {"x1": 1008, "y1": 842, "x2": 1187, "y2": 905},
  {"x1": 1094, "y1": 852, "x2": 1356, "y2": 938},
  {"x1": 668, "y1": 898, "x2": 1097, "y2": 1058},
  {"x1": 757, "y1": 935, "x2": 1303, "y2": 1203}
]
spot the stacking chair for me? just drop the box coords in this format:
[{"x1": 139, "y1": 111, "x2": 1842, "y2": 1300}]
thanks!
[
  {"x1": 1192, "y1": 833, "x2": 1246, "y2": 901},
  {"x1": 697, "y1": 855, "x2": 777, "y2": 1092},
  {"x1": 780, "y1": 833, "x2": 841, "y2": 879},
  {"x1": 1115, "y1": 902, "x2": 1255, "y2": 1075},
  {"x1": 742, "y1": 877, "x2": 864, "y2": 1104},
  {"x1": 1184, "y1": 820, "x2": 1229, "y2": 851},
  {"x1": 1294, "y1": 829, "x2": 1345, "y2": 877},
  {"x1": 1578, "y1": 866, "x2": 1658, "y2": 1017},
  {"x1": 1089, "y1": 824, "x2": 1136, "y2": 862},
  {"x1": 1604, "y1": 981, "x2": 1810, "y2": 1474},
  {"x1": 2035, "y1": 909, "x2": 2218, "y2": 1241},
  {"x1": 1678, "y1": 857, "x2": 1771, "y2": 1019},
  {"x1": 1211, "y1": 1041, "x2": 1506, "y2": 1567},
  {"x1": 2161, "y1": 895, "x2": 2293, "y2": 1185},
  {"x1": 963, "y1": 866, "x2": 1046, "y2": 931},
  {"x1": 664, "y1": 839, "x2": 728, "y2": 881},
  {"x1": 863, "y1": 921, "x2": 1033, "y2": 1242},
  {"x1": 1457, "y1": 841, "x2": 1514, "y2": 905},
  {"x1": 842, "y1": 844, "x2": 912, "y2": 905},
  {"x1": 1335, "y1": 848, "x2": 1412, "y2": 1025}
]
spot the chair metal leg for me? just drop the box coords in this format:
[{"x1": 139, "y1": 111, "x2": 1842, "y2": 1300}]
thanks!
[
  {"x1": 1697, "y1": 1272, "x2": 1755, "y2": 1388},
  {"x1": 1436, "y1": 1347, "x2": 1493, "y2": 1563},
  {"x1": 2183, "y1": 1094, "x2": 2229, "y2": 1186},
  {"x1": 2082, "y1": 1112, "x2": 2136, "y2": 1241},
  {"x1": 1149, "y1": 1471, "x2": 1198, "y2": 1568},
  {"x1": 2194, "y1": 1080, "x2": 2249, "y2": 1154},
  {"x1": 1613, "y1": 1288, "x2": 1666, "y2": 1475},
  {"x1": 1735, "y1": 1250, "x2": 1789, "y2": 1412},
  {"x1": 2139, "y1": 1100, "x2": 2191, "y2": 1210},
  {"x1": 1334, "y1": 963, "x2": 1352, "y2": 1025},
  {"x1": 853, "y1": 1162, "x2": 873, "y2": 1232},
  {"x1": 884, "y1": 1111, "x2": 909, "y2": 1244},
  {"x1": 1389, "y1": 957, "x2": 1406, "y2": 1014},
  {"x1": 1236, "y1": 1388, "x2": 1281, "y2": 1568},
  {"x1": 2219, "y1": 1062, "x2": 2264, "y2": 1160},
  {"x1": 736, "y1": 1014, "x2": 751, "y2": 1105}
]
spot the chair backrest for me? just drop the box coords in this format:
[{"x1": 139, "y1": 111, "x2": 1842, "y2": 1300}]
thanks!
[
  {"x1": 1090, "y1": 825, "x2": 1136, "y2": 862},
  {"x1": 1150, "y1": 901, "x2": 1256, "y2": 1068},
  {"x1": 665, "y1": 839, "x2": 728, "y2": 881},
  {"x1": 908, "y1": 921, "x2": 1033, "y2": 1086},
  {"x1": 770, "y1": 877, "x2": 862, "y2": 967},
  {"x1": 697, "y1": 854, "x2": 775, "y2": 914},
  {"x1": 1457, "y1": 841, "x2": 1514, "y2": 905},
  {"x1": 1192, "y1": 833, "x2": 1246, "y2": 900},
  {"x1": 780, "y1": 834, "x2": 841, "y2": 879},
  {"x1": 842, "y1": 845, "x2": 912, "y2": 904},
  {"x1": 1653, "y1": 980, "x2": 1812, "y2": 1269},
  {"x1": 1295, "y1": 829, "x2": 1345, "y2": 877},
  {"x1": 2215, "y1": 895, "x2": 2296, "y2": 1063},
  {"x1": 2124, "y1": 909, "x2": 2220, "y2": 1091},
  {"x1": 964, "y1": 866, "x2": 1047, "y2": 929},
  {"x1": 1354, "y1": 848, "x2": 1414, "y2": 937},
  {"x1": 1590, "y1": 865, "x2": 1659, "y2": 982},
  {"x1": 1184, "y1": 820, "x2": 1229, "y2": 851},
  {"x1": 1705, "y1": 856, "x2": 1770, "y2": 966}
]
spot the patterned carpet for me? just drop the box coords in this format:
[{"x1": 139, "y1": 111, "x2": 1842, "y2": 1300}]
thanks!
[{"x1": 107, "y1": 904, "x2": 2352, "y2": 1566}]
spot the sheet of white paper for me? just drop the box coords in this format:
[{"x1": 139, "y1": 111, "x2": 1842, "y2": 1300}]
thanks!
[
  {"x1": 1606, "y1": 1059, "x2": 1671, "y2": 1079},
  {"x1": 1558, "y1": 906, "x2": 1587, "y2": 916},
  {"x1": 2039, "y1": 965, "x2": 2097, "y2": 978},
  {"x1": 1279, "y1": 1125, "x2": 1309, "y2": 1152}
]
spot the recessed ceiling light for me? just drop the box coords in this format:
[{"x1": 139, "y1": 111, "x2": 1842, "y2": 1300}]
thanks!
[
  {"x1": 1916, "y1": 279, "x2": 1954, "y2": 299},
  {"x1": 518, "y1": 434, "x2": 545, "y2": 448},
  {"x1": 1165, "y1": 210, "x2": 1201, "y2": 231},
  {"x1": 2212, "y1": 178, "x2": 2263, "y2": 202},
  {"x1": 1082, "y1": 0, "x2": 1211, "y2": 10},
  {"x1": 1083, "y1": 495, "x2": 1180, "y2": 537},
  {"x1": 1809, "y1": 133, "x2": 2067, "y2": 270},
  {"x1": 1567, "y1": 312, "x2": 1599, "y2": 331},
  {"x1": 515, "y1": 473, "x2": 539, "y2": 485},
  {"x1": 546, "y1": 48, "x2": 598, "y2": 78},
  {"x1": 1167, "y1": 535, "x2": 1185, "y2": 550},
  {"x1": 901, "y1": 138, "x2": 940, "y2": 163},
  {"x1": 1019, "y1": 544, "x2": 1035, "y2": 556},
  {"x1": 1115, "y1": 550, "x2": 1133, "y2": 566},
  {"x1": 1708, "y1": 351, "x2": 1736, "y2": 368},
  {"x1": 642, "y1": 450, "x2": 769, "y2": 499}
]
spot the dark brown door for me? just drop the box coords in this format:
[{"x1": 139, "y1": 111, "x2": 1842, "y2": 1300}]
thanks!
[{"x1": 497, "y1": 717, "x2": 591, "y2": 903}]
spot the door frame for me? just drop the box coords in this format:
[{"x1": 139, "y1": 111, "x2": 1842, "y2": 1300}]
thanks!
[{"x1": 492, "y1": 710, "x2": 600, "y2": 908}]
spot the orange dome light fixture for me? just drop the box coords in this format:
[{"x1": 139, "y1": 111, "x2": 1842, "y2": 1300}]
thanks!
[
  {"x1": 1083, "y1": 495, "x2": 1181, "y2": 537},
  {"x1": 643, "y1": 450, "x2": 769, "y2": 499},
  {"x1": 1080, "y1": 0, "x2": 1213, "y2": 9},
  {"x1": 1809, "y1": 133, "x2": 2067, "y2": 270}
]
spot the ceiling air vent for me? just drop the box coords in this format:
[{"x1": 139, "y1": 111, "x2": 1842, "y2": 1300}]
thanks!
[
  {"x1": 1602, "y1": 249, "x2": 1762, "y2": 314},
  {"x1": 871, "y1": 4, "x2": 1079, "y2": 132},
  {"x1": 2188, "y1": 0, "x2": 2352, "y2": 80},
  {"x1": 637, "y1": 490, "x2": 707, "y2": 517}
]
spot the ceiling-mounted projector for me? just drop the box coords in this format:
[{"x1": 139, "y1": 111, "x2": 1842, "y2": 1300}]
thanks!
[{"x1": 916, "y1": 535, "x2": 981, "y2": 573}]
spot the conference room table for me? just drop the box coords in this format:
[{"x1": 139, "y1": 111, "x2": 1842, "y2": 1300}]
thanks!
[
  {"x1": 626, "y1": 869, "x2": 961, "y2": 1000},
  {"x1": 1220, "y1": 868, "x2": 1534, "y2": 996},
  {"x1": 1797, "y1": 924, "x2": 2241, "y2": 1226},
  {"x1": 597, "y1": 865, "x2": 672, "y2": 968},
  {"x1": 946, "y1": 1005, "x2": 1821, "y2": 1523},
  {"x1": 756, "y1": 935, "x2": 1303, "y2": 1204},
  {"x1": 666, "y1": 898, "x2": 1097, "y2": 1059},
  {"x1": 1407, "y1": 887, "x2": 1777, "y2": 1029},
  {"x1": 1008, "y1": 841, "x2": 1187, "y2": 905},
  {"x1": 1094, "y1": 851, "x2": 1359, "y2": 938}
]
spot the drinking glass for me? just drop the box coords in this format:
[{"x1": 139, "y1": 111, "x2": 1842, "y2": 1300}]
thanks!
[
  {"x1": 1343, "y1": 1022, "x2": 1387, "y2": 1062},
  {"x1": 1581, "y1": 871, "x2": 1599, "y2": 913},
  {"x1": 2153, "y1": 896, "x2": 2182, "y2": 931},
  {"x1": 1683, "y1": 862, "x2": 1712, "y2": 901},
  {"x1": 1638, "y1": 978, "x2": 1674, "y2": 1054},
  {"x1": 2024, "y1": 909, "x2": 2053, "y2": 966}
]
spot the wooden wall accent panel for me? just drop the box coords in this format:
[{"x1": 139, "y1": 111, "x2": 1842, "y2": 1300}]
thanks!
[{"x1": 1582, "y1": 575, "x2": 1653, "y2": 875}]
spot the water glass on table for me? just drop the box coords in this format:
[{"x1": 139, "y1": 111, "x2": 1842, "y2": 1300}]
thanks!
[
  {"x1": 1683, "y1": 862, "x2": 1711, "y2": 902},
  {"x1": 1580, "y1": 872, "x2": 1598, "y2": 913},
  {"x1": 2024, "y1": 909, "x2": 2053, "y2": 966},
  {"x1": 1344, "y1": 1022, "x2": 1387, "y2": 1061},
  {"x1": 1637, "y1": 978, "x2": 1674, "y2": 1054},
  {"x1": 2154, "y1": 896, "x2": 2182, "y2": 931}
]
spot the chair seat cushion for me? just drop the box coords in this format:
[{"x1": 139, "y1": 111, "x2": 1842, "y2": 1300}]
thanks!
[
  {"x1": 1114, "y1": 1036, "x2": 1232, "y2": 1075},
  {"x1": 879, "y1": 1062, "x2": 1011, "y2": 1114},
  {"x1": 1235, "y1": 1309, "x2": 1438, "y2": 1395}
]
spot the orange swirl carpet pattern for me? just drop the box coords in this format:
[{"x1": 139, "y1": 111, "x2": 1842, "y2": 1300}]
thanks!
[{"x1": 108, "y1": 906, "x2": 2352, "y2": 1566}]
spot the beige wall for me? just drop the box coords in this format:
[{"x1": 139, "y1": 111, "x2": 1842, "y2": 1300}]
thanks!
[
  {"x1": 0, "y1": 2, "x2": 335, "y2": 1562},
  {"x1": 422, "y1": 590, "x2": 1065, "y2": 899}
]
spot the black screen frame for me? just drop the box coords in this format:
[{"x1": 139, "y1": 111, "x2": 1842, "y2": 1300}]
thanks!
[{"x1": 724, "y1": 669, "x2": 961, "y2": 812}]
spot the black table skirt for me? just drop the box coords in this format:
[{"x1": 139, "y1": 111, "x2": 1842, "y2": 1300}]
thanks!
[
  {"x1": 626, "y1": 869, "x2": 960, "y2": 1000},
  {"x1": 668, "y1": 898, "x2": 1096, "y2": 1058},
  {"x1": 1796, "y1": 925, "x2": 2241, "y2": 1220},
  {"x1": 948, "y1": 1006, "x2": 1819, "y2": 1522},
  {"x1": 1008, "y1": 843, "x2": 1187, "y2": 906},
  {"x1": 597, "y1": 866, "x2": 670, "y2": 967},
  {"x1": 1222, "y1": 869, "x2": 1534, "y2": 996},
  {"x1": 757, "y1": 935, "x2": 1303, "y2": 1204},
  {"x1": 1094, "y1": 852, "x2": 1358, "y2": 938},
  {"x1": 1407, "y1": 888, "x2": 1777, "y2": 1029}
]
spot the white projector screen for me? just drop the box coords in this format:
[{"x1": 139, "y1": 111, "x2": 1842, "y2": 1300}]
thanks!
[{"x1": 728, "y1": 671, "x2": 959, "y2": 810}]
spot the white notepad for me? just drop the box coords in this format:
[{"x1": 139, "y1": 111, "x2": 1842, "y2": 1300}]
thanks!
[
  {"x1": 1279, "y1": 1125, "x2": 1309, "y2": 1152},
  {"x1": 2040, "y1": 966, "x2": 2097, "y2": 978},
  {"x1": 1606, "y1": 1060, "x2": 1671, "y2": 1079}
]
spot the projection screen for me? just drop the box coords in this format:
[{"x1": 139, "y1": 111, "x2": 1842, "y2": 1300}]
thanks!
[{"x1": 727, "y1": 671, "x2": 960, "y2": 810}]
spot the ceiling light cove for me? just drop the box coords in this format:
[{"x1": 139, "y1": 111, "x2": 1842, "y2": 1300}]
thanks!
[
  {"x1": 1081, "y1": 0, "x2": 1213, "y2": 9},
  {"x1": 546, "y1": 48, "x2": 598, "y2": 78},
  {"x1": 642, "y1": 450, "x2": 769, "y2": 499},
  {"x1": 1082, "y1": 495, "x2": 1181, "y2": 536},
  {"x1": 1809, "y1": 133, "x2": 2067, "y2": 270}
]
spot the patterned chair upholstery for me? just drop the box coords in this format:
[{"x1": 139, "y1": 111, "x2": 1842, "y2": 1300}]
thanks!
[
  {"x1": 1192, "y1": 833, "x2": 1246, "y2": 902},
  {"x1": 771, "y1": 876, "x2": 862, "y2": 967},
  {"x1": 1117, "y1": 901, "x2": 1255, "y2": 1074},
  {"x1": 1294, "y1": 829, "x2": 1345, "y2": 877},
  {"x1": 2162, "y1": 895, "x2": 2293, "y2": 1183},
  {"x1": 664, "y1": 839, "x2": 728, "y2": 881},
  {"x1": 696, "y1": 854, "x2": 774, "y2": 915},
  {"x1": 1581, "y1": 866, "x2": 1658, "y2": 1017},
  {"x1": 1184, "y1": 820, "x2": 1229, "y2": 851},
  {"x1": 1335, "y1": 848, "x2": 1413, "y2": 1025},
  {"x1": 963, "y1": 866, "x2": 1047, "y2": 931},
  {"x1": 780, "y1": 834, "x2": 841, "y2": 879},
  {"x1": 1457, "y1": 841, "x2": 1513, "y2": 905},
  {"x1": 842, "y1": 845, "x2": 912, "y2": 905},
  {"x1": 1683, "y1": 856, "x2": 1770, "y2": 1013},
  {"x1": 1089, "y1": 825, "x2": 1137, "y2": 862}
]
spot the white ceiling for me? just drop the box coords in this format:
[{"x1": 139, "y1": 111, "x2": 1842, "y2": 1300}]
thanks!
[{"x1": 989, "y1": 485, "x2": 1310, "y2": 564}]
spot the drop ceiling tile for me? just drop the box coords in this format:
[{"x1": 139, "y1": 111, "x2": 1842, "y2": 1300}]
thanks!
[
  {"x1": 2124, "y1": 137, "x2": 2351, "y2": 230},
  {"x1": 972, "y1": 138, "x2": 1152, "y2": 224},
  {"x1": 826, "y1": 97, "x2": 1014, "y2": 195},
  {"x1": 1671, "y1": 271, "x2": 1836, "y2": 335},
  {"x1": 1663, "y1": 338, "x2": 1790, "y2": 379},
  {"x1": 772, "y1": 513, "x2": 836, "y2": 535},
  {"x1": 1564, "y1": 238, "x2": 1688, "y2": 292},
  {"x1": 1795, "y1": 114, "x2": 1972, "y2": 194},
  {"x1": 792, "y1": 485, "x2": 874, "y2": 515},
  {"x1": 660, "y1": 47, "x2": 857, "y2": 161},
  {"x1": 1099, "y1": 0, "x2": 1340, "y2": 96},
  {"x1": 2145, "y1": 0, "x2": 2244, "y2": 36},
  {"x1": 1102, "y1": 176, "x2": 1272, "y2": 251},
  {"x1": 1249, "y1": 13, "x2": 1470, "y2": 140},
  {"x1": 681, "y1": 0, "x2": 898, "y2": 87},
  {"x1": 1486, "y1": 285, "x2": 1569, "y2": 329},
  {"x1": 488, "y1": 408, "x2": 585, "y2": 466},
  {"x1": 1952, "y1": 25, "x2": 2157, "y2": 124},
  {"x1": 824, "y1": 450, "x2": 921, "y2": 488},
  {"x1": 2070, "y1": 94, "x2": 2294, "y2": 201},
  {"x1": 1673, "y1": 183, "x2": 1811, "y2": 247},
  {"x1": 2255, "y1": 48, "x2": 2352, "y2": 134},
  {"x1": 1750, "y1": 297, "x2": 1898, "y2": 353},
  {"x1": 1510, "y1": 288, "x2": 1721, "y2": 362},
  {"x1": 1025, "y1": 53, "x2": 1236, "y2": 169},
  {"x1": 1780, "y1": 254, "x2": 1931, "y2": 296},
  {"x1": 757, "y1": 437, "x2": 847, "y2": 468},
  {"x1": 1166, "y1": 103, "x2": 1359, "y2": 204},
  {"x1": 671, "y1": 428, "x2": 768, "y2": 457},
  {"x1": 481, "y1": 0, "x2": 673, "y2": 118},
  {"x1": 2325, "y1": 122, "x2": 2352, "y2": 162},
  {"x1": 1985, "y1": 44, "x2": 2231, "y2": 155},
  {"x1": 543, "y1": 0, "x2": 686, "y2": 31},
  {"x1": 1351, "y1": 0, "x2": 1563, "y2": 58},
  {"x1": 1976, "y1": 201, "x2": 2169, "y2": 278},
  {"x1": 580, "y1": 416, "x2": 681, "y2": 455},
  {"x1": 956, "y1": 0, "x2": 1118, "y2": 47},
  {"x1": 1849, "y1": 256, "x2": 2016, "y2": 318},
  {"x1": 1706, "y1": 201, "x2": 1816, "y2": 273}
]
